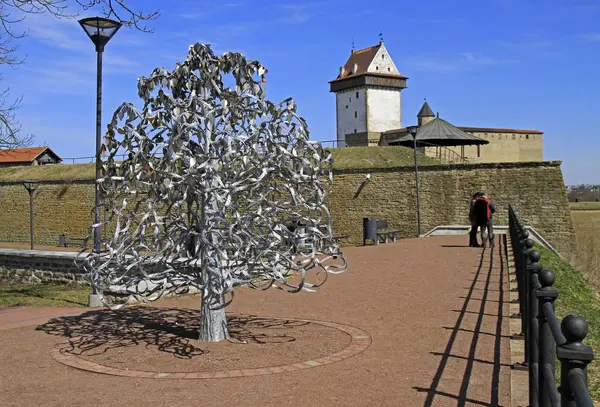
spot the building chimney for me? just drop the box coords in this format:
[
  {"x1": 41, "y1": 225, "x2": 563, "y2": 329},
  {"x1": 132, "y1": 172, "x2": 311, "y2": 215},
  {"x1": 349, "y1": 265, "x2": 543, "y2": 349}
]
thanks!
[{"x1": 352, "y1": 63, "x2": 358, "y2": 74}]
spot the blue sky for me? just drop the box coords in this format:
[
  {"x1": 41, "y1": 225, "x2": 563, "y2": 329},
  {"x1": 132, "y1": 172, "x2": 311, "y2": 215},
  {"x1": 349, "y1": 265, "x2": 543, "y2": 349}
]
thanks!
[{"x1": 2, "y1": 0, "x2": 599, "y2": 184}]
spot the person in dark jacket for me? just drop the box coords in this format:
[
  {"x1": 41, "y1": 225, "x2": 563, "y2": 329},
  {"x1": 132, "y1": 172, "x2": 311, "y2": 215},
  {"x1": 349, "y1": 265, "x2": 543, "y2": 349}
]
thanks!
[{"x1": 468, "y1": 192, "x2": 483, "y2": 247}]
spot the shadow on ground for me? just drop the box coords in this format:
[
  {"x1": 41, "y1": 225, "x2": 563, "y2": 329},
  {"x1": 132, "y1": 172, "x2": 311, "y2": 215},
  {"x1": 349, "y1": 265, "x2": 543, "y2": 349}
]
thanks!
[
  {"x1": 36, "y1": 308, "x2": 307, "y2": 359},
  {"x1": 414, "y1": 234, "x2": 508, "y2": 407}
]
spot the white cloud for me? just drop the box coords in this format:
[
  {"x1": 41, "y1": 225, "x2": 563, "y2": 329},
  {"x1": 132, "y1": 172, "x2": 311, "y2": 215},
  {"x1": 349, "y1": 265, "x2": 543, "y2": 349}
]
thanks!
[
  {"x1": 405, "y1": 52, "x2": 512, "y2": 72},
  {"x1": 179, "y1": 12, "x2": 206, "y2": 20},
  {"x1": 276, "y1": 4, "x2": 311, "y2": 24},
  {"x1": 25, "y1": 13, "x2": 91, "y2": 52},
  {"x1": 580, "y1": 33, "x2": 600, "y2": 42}
]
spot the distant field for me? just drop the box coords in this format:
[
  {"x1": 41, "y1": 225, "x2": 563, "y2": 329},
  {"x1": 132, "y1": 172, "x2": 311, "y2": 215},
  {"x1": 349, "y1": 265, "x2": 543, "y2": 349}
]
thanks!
[
  {"x1": 570, "y1": 202, "x2": 600, "y2": 211},
  {"x1": 570, "y1": 209, "x2": 600, "y2": 288}
]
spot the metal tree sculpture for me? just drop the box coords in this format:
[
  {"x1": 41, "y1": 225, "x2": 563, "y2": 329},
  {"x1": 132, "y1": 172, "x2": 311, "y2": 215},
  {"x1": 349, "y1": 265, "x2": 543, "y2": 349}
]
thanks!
[{"x1": 78, "y1": 43, "x2": 347, "y2": 342}]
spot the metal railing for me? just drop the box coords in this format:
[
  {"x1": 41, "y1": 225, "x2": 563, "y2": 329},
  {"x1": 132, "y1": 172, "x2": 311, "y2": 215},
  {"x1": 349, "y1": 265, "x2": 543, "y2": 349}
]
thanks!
[
  {"x1": 61, "y1": 155, "x2": 127, "y2": 165},
  {"x1": 60, "y1": 140, "x2": 344, "y2": 165},
  {"x1": 419, "y1": 141, "x2": 469, "y2": 164},
  {"x1": 508, "y1": 204, "x2": 595, "y2": 407},
  {"x1": 59, "y1": 139, "x2": 475, "y2": 164}
]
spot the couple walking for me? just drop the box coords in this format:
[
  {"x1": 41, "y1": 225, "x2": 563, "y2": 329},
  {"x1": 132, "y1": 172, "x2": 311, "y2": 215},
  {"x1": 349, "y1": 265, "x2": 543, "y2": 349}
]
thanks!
[{"x1": 469, "y1": 192, "x2": 496, "y2": 248}]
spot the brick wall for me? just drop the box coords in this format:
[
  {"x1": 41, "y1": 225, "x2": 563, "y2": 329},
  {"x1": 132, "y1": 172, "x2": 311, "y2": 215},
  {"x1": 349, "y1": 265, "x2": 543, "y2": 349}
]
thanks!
[
  {"x1": 331, "y1": 160, "x2": 574, "y2": 255},
  {"x1": 0, "y1": 160, "x2": 575, "y2": 256},
  {"x1": 0, "y1": 181, "x2": 96, "y2": 246}
]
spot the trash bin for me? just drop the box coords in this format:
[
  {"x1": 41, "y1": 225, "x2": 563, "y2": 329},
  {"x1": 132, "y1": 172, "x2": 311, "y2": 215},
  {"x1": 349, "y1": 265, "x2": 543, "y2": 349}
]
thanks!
[
  {"x1": 363, "y1": 217, "x2": 377, "y2": 245},
  {"x1": 294, "y1": 220, "x2": 308, "y2": 249}
]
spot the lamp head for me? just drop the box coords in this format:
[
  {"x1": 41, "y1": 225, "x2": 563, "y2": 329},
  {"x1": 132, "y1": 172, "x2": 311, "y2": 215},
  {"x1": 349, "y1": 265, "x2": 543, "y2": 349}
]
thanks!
[
  {"x1": 22, "y1": 180, "x2": 40, "y2": 192},
  {"x1": 406, "y1": 125, "x2": 418, "y2": 137},
  {"x1": 78, "y1": 17, "x2": 122, "y2": 52}
]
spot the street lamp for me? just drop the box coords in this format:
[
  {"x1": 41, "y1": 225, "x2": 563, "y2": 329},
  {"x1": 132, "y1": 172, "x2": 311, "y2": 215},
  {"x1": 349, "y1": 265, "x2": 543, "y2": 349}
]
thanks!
[
  {"x1": 22, "y1": 180, "x2": 40, "y2": 250},
  {"x1": 79, "y1": 17, "x2": 122, "y2": 307},
  {"x1": 406, "y1": 125, "x2": 422, "y2": 237}
]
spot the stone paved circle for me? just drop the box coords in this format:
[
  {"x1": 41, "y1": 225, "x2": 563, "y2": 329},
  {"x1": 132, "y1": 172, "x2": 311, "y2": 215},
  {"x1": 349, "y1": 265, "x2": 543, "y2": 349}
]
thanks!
[{"x1": 51, "y1": 316, "x2": 372, "y2": 379}]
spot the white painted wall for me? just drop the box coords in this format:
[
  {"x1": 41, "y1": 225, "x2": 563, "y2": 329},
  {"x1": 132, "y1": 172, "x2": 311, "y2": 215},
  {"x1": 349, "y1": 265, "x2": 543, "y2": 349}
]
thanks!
[
  {"x1": 336, "y1": 88, "x2": 367, "y2": 147},
  {"x1": 366, "y1": 87, "x2": 402, "y2": 133},
  {"x1": 367, "y1": 43, "x2": 400, "y2": 75}
]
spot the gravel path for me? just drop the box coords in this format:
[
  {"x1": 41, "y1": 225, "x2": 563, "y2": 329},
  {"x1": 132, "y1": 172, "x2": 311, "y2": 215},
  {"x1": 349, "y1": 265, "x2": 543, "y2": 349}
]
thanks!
[{"x1": 0, "y1": 235, "x2": 511, "y2": 407}]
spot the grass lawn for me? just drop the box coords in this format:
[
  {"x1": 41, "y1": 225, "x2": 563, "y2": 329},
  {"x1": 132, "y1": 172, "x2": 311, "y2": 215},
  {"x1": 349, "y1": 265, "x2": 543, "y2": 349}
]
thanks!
[
  {"x1": 0, "y1": 145, "x2": 441, "y2": 183},
  {"x1": 0, "y1": 284, "x2": 90, "y2": 308},
  {"x1": 570, "y1": 209, "x2": 600, "y2": 288},
  {"x1": 537, "y1": 246, "x2": 600, "y2": 400},
  {"x1": 329, "y1": 145, "x2": 439, "y2": 170},
  {"x1": 570, "y1": 202, "x2": 600, "y2": 211}
]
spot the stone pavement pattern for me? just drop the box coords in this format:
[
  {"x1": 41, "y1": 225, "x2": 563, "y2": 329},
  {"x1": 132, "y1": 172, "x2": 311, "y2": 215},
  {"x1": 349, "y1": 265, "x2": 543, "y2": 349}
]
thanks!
[{"x1": 0, "y1": 235, "x2": 511, "y2": 407}]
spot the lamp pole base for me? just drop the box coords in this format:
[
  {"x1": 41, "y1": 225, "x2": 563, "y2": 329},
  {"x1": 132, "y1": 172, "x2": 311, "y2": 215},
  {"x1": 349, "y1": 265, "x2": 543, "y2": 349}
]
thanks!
[{"x1": 87, "y1": 293, "x2": 103, "y2": 308}]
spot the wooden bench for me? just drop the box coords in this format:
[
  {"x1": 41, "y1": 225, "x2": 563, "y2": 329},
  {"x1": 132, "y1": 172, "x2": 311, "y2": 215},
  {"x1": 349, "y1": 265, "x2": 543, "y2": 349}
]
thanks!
[
  {"x1": 58, "y1": 234, "x2": 90, "y2": 249},
  {"x1": 374, "y1": 220, "x2": 400, "y2": 245},
  {"x1": 332, "y1": 234, "x2": 349, "y2": 244}
]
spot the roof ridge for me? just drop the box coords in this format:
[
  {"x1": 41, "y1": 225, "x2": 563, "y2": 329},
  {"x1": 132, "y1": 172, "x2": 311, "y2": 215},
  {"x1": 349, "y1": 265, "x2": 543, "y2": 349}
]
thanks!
[{"x1": 354, "y1": 44, "x2": 380, "y2": 54}]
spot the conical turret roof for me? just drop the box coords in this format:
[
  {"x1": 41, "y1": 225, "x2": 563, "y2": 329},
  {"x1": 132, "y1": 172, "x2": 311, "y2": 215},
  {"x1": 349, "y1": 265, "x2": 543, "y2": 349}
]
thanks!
[
  {"x1": 389, "y1": 117, "x2": 489, "y2": 147},
  {"x1": 417, "y1": 101, "x2": 435, "y2": 118}
]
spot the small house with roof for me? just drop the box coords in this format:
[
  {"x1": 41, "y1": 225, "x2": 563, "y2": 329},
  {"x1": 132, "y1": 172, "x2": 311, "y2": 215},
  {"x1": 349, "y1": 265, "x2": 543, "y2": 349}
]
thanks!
[
  {"x1": 0, "y1": 146, "x2": 62, "y2": 168},
  {"x1": 330, "y1": 41, "x2": 544, "y2": 163}
]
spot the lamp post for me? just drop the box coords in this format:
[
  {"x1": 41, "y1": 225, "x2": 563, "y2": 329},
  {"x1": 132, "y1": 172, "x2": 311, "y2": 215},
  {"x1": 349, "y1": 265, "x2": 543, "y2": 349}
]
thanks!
[
  {"x1": 79, "y1": 17, "x2": 122, "y2": 307},
  {"x1": 22, "y1": 180, "x2": 40, "y2": 250},
  {"x1": 407, "y1": 125, "x2": 422, "y2": 237}
]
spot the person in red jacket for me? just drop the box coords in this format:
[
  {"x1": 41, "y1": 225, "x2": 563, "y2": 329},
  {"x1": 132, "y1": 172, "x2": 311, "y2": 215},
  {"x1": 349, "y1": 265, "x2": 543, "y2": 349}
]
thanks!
[{"x1": 471, "y1": 192, "x2": 496, "y2": 248}]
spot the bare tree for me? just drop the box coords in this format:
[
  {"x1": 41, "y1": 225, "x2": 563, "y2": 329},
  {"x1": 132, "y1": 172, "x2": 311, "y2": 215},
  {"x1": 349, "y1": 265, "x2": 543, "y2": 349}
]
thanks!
[
  {"x1": 0, "y1": 0, "x2": 159, "y2": 149},
  {"x1": 78, "y1": 43, "x2": 347, "y2": 342}
]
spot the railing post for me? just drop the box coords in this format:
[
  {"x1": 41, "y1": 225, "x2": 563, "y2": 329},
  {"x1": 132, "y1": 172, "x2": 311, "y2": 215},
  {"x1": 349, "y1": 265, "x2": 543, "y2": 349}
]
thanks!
[
  {"x1": 537, "y1": 268, "x2": 559, "y2": 407},
  {"x1": 557, "y1": 315, "x2": 595, "y2": 407},
  {"x1": 521, "y1": 237, "x2": 534, "y2": 364},
  {"x1": 527, "y1": 249, "x2": 543, "y2": 407}
]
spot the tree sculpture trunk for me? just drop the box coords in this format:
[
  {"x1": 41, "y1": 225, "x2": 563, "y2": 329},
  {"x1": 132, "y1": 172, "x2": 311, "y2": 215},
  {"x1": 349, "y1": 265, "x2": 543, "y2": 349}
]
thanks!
[
  {"x1": 197, "y1": 162, "x2": 230, "y2": 342},
  {"x1": 199, "y1": 287, "x2": 229, "y2": 342}
]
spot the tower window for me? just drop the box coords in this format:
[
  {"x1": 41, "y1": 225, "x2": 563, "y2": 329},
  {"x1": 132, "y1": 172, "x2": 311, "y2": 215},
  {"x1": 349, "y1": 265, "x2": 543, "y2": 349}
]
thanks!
[
  {"x1": 375, "y1": 66, "x2": 379, "y2": 70},
  {"x1": 354, "y1": 129, "x2": 357, "y2": 133},
  {"x1": 388, "y1": 67, "x2": 391, "y2": 71},
  {"x1": 356, "y1": 91, "x2": 359, "y2": 98},
  {"x1": 526, "y1": 135, "x2": 529, "y2": 139},
  {"x1": 513, "y1": 134, "x2": 516, "y2": 140},
  {"x1": 477, "y1": 145, "x2": 481, "y2": 157},
  {"x1": 345, "y1": 105, "x2": 348, "y2": 109},
  {"x1": 382, "y1": 54, "x2": 385, "y2": 59},
  {"x1": 354, "y1": 111, "x2": 357, "y2": 118},
  {"x1": 349, "y1": 97, "x2": 351, "y2": 102}
]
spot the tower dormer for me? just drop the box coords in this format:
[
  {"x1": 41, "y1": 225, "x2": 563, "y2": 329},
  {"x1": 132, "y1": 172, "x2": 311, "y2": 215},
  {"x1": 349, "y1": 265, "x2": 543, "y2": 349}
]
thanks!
[
  {"x1": 329, "y1": 40, "x2": 408, "y2": 147},
  {"x1": 417, "y1": 100, "x2": 435, "y2": 127}
]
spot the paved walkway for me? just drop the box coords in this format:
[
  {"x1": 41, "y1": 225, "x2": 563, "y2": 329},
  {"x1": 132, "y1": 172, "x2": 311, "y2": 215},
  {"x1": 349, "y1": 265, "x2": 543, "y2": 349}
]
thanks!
[
  {"x1": 0, "y1": 307, "x2": 86, "y2": 331},
  {"x1": 0, "y1": 235, "x2": 512, "y2": 407}
]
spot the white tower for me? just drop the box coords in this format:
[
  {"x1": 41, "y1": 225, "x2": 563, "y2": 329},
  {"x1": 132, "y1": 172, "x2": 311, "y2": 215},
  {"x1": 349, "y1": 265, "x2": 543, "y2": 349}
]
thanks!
[{"x1": 329, "y1": 40, "x2": 408, "y2": 147}]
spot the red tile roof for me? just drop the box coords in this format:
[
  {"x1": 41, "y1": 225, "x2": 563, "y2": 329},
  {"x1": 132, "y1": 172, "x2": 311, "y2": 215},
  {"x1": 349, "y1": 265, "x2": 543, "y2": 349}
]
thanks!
[
  {"x1": 331, "y1": 43, "x2": 408, "y2": 83},
  {"x1": 457, "y1": 126, "x2": 543, "y2": 135},
  {"x1": 0, "y1": 147, "x2": 61, "y2": 163},
  {"x1": 341, "y1": 44, "x2": 380, "y2": 78},
  {"x1": 382, "y1": 126, "x2": 543, "y2": 136}
]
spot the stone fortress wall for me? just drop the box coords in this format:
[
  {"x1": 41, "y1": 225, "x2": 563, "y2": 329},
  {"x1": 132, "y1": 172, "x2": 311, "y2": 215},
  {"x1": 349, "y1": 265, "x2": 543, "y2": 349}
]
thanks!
[{"x1": 0, "y1": 159, "x2": 575, "y2": 256}]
